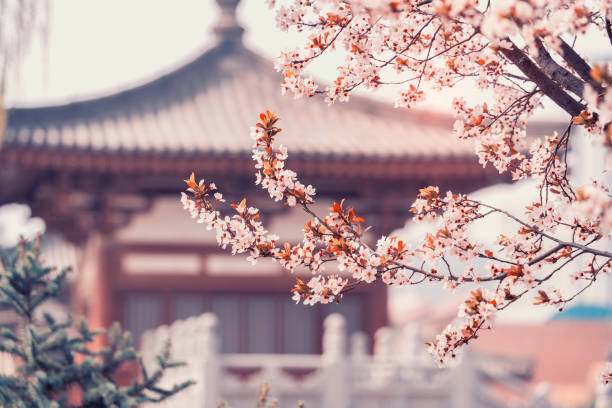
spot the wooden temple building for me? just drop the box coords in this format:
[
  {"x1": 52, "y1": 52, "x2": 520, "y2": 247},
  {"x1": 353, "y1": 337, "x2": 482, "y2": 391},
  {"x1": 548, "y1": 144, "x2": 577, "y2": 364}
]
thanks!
[{"x1": 0, "y1": 0, "x2": 502, "y2": 354}]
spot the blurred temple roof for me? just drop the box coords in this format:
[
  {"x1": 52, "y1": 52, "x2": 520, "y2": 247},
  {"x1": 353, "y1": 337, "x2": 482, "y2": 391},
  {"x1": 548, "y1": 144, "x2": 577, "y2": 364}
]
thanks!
[
  {"x1": 2, "y1": 50, "x2": 469, "y2": 160},
  {"x1": 0, "y1": 0, "x2": 560, "y2": 173}
]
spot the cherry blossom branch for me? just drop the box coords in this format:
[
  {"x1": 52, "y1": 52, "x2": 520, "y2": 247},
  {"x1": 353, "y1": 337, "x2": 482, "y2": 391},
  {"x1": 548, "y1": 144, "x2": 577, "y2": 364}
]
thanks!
[
  {"x1": 534, "y1": 38, "x2": 584, "y2": 97},
  {"x1": 265, "y1": 0, "x2": 612, "y2": 378},
  {"x1": 182, "y1": 111, "x2": 612, "y2": 370},
  {"x1": 474, "y1": 201, "x2": 612, "y2": 259},
  {"x1": 558, "y1": 38, "x2": 606, "y2": 95},
  {"x1": 499, "y1": 41, "x2": 583, "y2": 116}
]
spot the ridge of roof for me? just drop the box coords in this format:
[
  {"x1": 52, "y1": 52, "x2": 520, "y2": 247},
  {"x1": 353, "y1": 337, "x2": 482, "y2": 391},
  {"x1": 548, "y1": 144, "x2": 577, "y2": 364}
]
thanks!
[
  {"x1": 5, "y1": 36, "x2": 458, "y2": 129},
  {"x1": 6, "y1": 40, "x2": 264, "y2": 125}
]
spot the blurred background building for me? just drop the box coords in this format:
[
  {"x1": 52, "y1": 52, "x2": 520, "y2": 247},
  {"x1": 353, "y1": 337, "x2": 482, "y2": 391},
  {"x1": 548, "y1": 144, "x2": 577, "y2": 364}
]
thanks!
[
  {"x1": 0, "y1": 0, "x2": 500, "y2": 354},
  {"x1": 0, "y1": 0, "x2": 610, "y2": 407}
]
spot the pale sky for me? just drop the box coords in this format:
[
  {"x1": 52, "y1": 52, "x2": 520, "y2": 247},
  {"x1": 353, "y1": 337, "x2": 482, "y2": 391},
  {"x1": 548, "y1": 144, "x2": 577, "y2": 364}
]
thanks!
[
  {"x1": 8, "y1": 0, "x2": 219, "y2": 105},
  {"x1": 8, "y1": 0, "x2": 331, "y2": 106}
]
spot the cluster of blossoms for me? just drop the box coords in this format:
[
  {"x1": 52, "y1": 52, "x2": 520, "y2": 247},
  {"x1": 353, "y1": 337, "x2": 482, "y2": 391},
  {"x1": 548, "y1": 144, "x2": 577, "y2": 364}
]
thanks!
[
  {"x1": 291, "y1": 275, "x2": 347, "y2": 305},
  {"x1": 183, "y1": 110, "x2": 612, "y2": 371},
  {"x1": 426, "y1": 324, "x2": 463, "y2": 367},
  {"x1": 180, "y1": 175, "x2": 280, "y2": 257},
  {"x1": 582, "y1": 63, "x2": 612, "y2": 173},
  {"x1": 270, "y1": 1, "x2": 597, "y2": 131},
  {"x1": 427, "y1": 288, "x2": 497, "y2": 367},
  {"x1": 406, "y1": 184, "x2": 585, "y2": 365},
  {"x1": 251, "y1": 110, "x2": 316, "y2": 206},
  {"x1": 268, "y1": 0, "x2": 612, "y2": 184},
  {"x1": 571, "y1": 181, "x2": 612, "y2": 237}
]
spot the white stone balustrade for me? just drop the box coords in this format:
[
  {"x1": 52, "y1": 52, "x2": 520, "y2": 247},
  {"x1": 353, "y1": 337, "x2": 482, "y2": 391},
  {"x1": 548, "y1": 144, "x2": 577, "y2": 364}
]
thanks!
[{"x1": 140, "y1": 312, "x2": 550, "y2": 408}]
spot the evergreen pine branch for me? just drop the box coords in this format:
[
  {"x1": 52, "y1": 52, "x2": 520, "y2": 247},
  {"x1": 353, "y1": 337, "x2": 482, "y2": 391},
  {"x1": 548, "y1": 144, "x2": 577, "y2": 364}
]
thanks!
[{"x1": 0, "y1": 236, "x2": 192, "y2": 407}]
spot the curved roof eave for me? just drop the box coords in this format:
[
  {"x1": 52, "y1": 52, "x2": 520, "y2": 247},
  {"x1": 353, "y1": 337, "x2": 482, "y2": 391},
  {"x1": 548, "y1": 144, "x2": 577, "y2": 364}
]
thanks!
[
  {"x1": 1, "y1": 37, "x2": 564, "y2": 164},
  {"x1": 6, "y1": 40, "x2": 267, "y2": 125}
]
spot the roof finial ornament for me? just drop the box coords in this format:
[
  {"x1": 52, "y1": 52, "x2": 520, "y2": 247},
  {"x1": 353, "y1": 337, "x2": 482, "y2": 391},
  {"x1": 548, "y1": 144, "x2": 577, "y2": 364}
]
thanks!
[{"x1": 214, "y1": 0, "x2": 244, "y2": 44}]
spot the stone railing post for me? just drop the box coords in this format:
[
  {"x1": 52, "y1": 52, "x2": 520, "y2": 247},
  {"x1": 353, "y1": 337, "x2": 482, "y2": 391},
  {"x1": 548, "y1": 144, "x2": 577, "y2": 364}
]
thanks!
[
  {"x1": 350, "y1": 331, "x2": 369, "y2": 362},
  {"x1": 373, "y1": 327, "x2": 393, "y2": 361},
  {"x1": 450, "y1": 348, "x2": 477, "y2": 408},
  {"x1": 372, "y1": 326, "x2": 395, "y2": 385},
  {"x1": 322, "y1": 313, "x2": 349, "y2": 408},
  {"x1": 399, "y1": 323, "x2": 419, "y2": 365},
  {"x1": 199, "y1": 313, "x2": 220, "y2": 408}
]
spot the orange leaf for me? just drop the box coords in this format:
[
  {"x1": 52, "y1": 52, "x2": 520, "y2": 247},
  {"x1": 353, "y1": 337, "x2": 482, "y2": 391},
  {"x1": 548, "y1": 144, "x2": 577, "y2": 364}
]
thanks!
[{"x1": 184, "y1": 172, "x2": 197, "y2": 189}]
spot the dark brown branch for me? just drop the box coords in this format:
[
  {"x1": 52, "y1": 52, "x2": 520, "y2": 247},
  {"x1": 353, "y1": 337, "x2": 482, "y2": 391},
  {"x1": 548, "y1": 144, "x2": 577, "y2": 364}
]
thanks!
[
  {"x1": 500, "y1": 41, "x2": 584, "y2": 116},
  {"x1": 527, "y1": 244, "x2": 566, "y2": 266},
  {"x1": 475, "y1": 200, "x2": 612, "y2": 259},
  {"x1": 535, "y1": 38, "x2": 584, "y2": 97},
  {"x1": 606, "y1": 18, "x2": 612, "y2": 47},
  {"x1": 558, "y1": 38, "x2": 605, "y2": 95}
]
